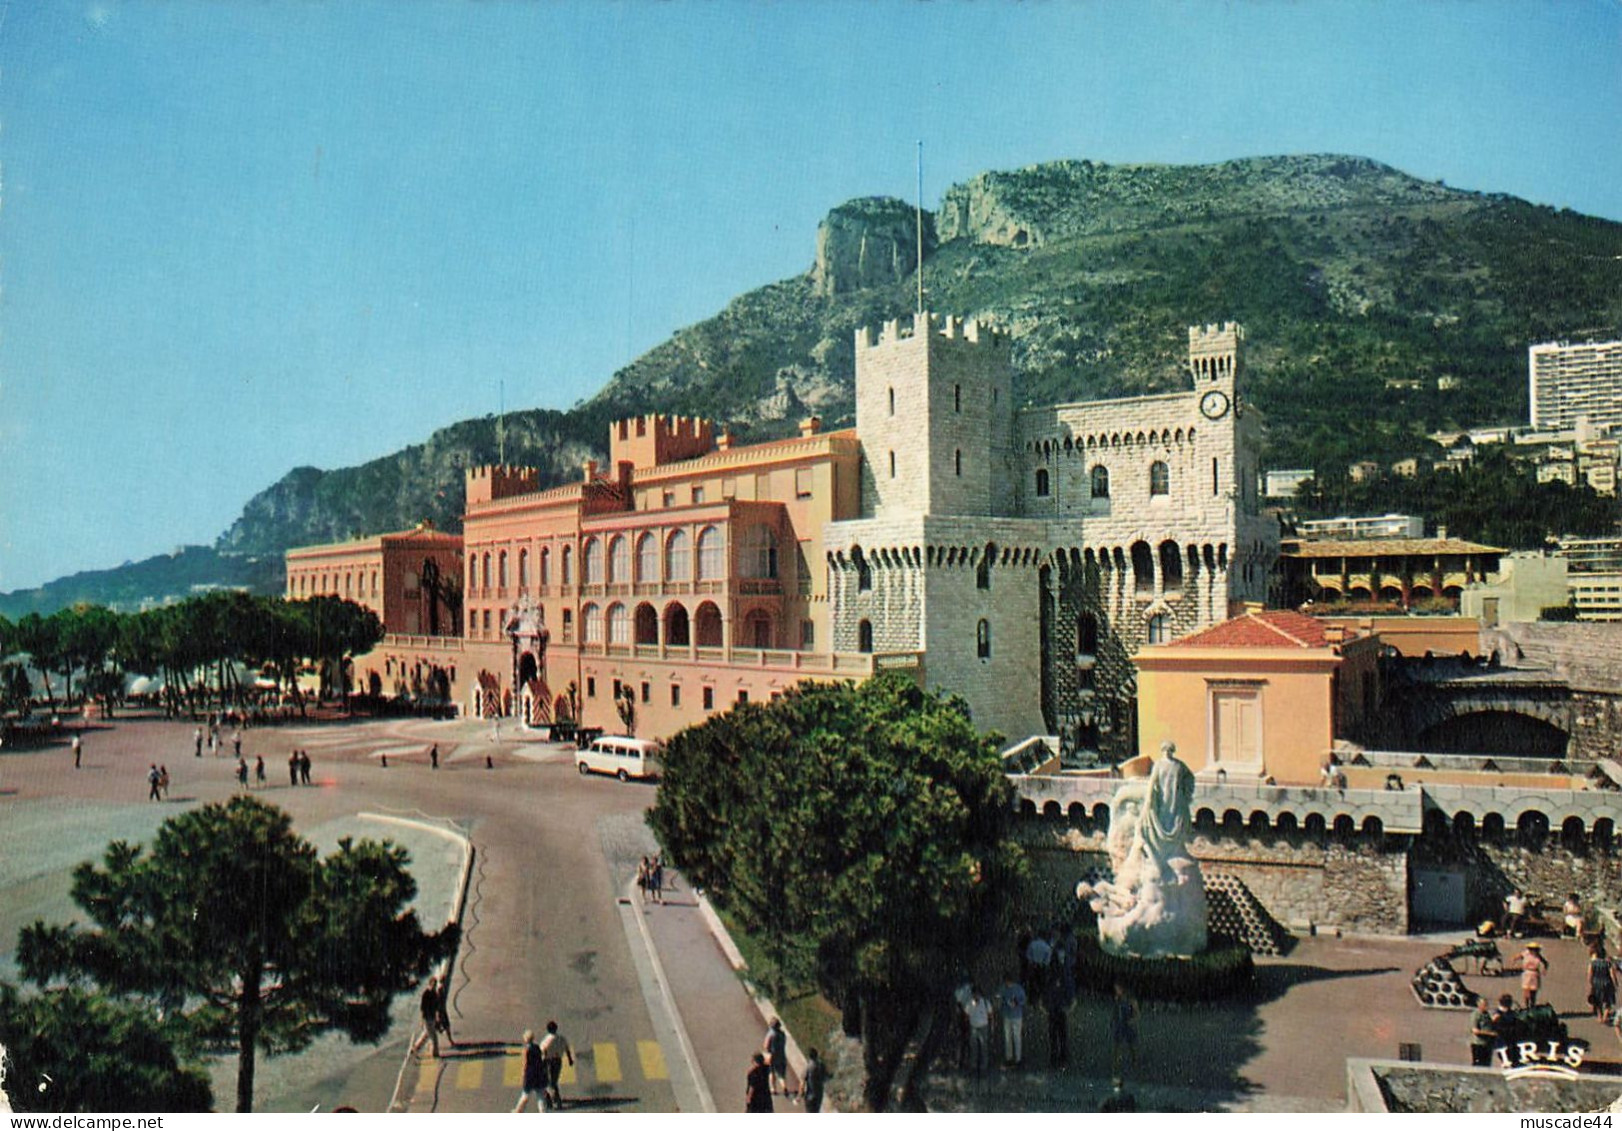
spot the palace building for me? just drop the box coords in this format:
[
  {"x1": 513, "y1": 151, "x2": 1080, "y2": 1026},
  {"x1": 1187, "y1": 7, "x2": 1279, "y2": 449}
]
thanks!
[{"x1": 287, "y1": 313, "x2": 1276, "y2": 752}]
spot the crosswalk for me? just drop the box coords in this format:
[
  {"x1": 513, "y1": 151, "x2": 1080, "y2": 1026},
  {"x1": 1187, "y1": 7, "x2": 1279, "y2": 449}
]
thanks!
[{"x1": 414, "y1": 1038, "x2": 670, "y2": 1107}]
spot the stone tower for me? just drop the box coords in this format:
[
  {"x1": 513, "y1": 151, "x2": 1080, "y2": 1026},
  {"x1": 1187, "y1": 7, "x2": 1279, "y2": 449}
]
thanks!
[{"x1": 854, "y1": 312, "x2": 1015, "y2": 520}]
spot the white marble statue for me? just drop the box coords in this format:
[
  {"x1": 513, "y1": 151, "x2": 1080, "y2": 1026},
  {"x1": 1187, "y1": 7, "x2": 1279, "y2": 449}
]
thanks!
[{"x1": 1076, "y1": 741, "x2": 1209, "y2": 958}]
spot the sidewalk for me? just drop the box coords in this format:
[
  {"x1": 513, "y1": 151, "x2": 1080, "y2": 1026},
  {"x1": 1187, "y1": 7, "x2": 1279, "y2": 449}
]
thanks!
[{"x1": 638, "y1": 874, "x2": 808, "y2": 1115}]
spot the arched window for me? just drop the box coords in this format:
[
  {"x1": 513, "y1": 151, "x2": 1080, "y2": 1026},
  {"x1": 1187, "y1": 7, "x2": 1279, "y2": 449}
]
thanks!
[
  {"x1": 1159, "y1": 540, "x2": 1183, "y2": 587},
  {"x1": 1035, "y1": 469, "x2": 1050, "y2": 497},
  {"x1": 498, "y1": 551, "x2": 508, "y2": 589},
  {"x1": 583, "y1": 539, "x2": 603, "y2": 584},
  {"x1": 1091, "y1": 465, "x2": 1110, "y2": 499},
  {"x1": 858, "y1": 619, "x2": 874, "y2": 654},
  {"x1": 539, "y1": 547, "x2": 550, "y2": 586},
  {"x1": 1150, "y1": 461, "x2": 1170, "y2": 496},
  {"x1": 634, "y1": 603, "x2": 658, "y2": 645},
  {"x1": 665, "y1": 530, "x2": 691, "y2": 580},
  {"x1": 854, "y1": 547, "x2": 872, "y2": 592},
  {"x1": 696, "y1": 526, "x2": 724, "y2": 580},
  {"x1": 582, "y1": 603, "x2": 602, "y2": 644},
  {"x1": 636, "y1": 533, "x2": 658, "y2": 582},
  {"x1": 518, "y1": 549, "x2": 529, "y2": 590},
  {"x1": 977, "y1": 619, "x2": 991, "y2": 659},
  {"x1": 482, "y1": 553, "x2": 491, "y2": 590},
  {"x1": 1147, "y1": 614, "x2": 1169, "y2": 644},
  {"x1": 561, "y1": 546, "x2": 573, "y2": 585},
  {"x1": 345, "y1": 573, "x2": 353, "y2": 596},
  {"x1": 1131, "y1": 541, "x2": 1154, "y2": 595},
  {"x1": 371, "y1": 570, "x2": 379, "y2": 597},
  {"x1": 607, "y1": 603, "x2": 629, "y2": 645},
  {"x1": 740, "y1": 525, "x2": 778, "y2": 579},
  {"x1": 608, "y1": 536, "x2": 629, "y2": 584}
]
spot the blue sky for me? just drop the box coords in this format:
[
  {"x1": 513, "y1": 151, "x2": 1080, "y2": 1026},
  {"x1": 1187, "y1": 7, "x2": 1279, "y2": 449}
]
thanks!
[{"x1": 2, "y1": 0, "x2": 1619, "y2": 591}]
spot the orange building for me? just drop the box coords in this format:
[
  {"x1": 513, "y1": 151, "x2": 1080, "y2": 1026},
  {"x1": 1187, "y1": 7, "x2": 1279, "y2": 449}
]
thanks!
[
  {"x1": 284, "y1": 524, "x2": 463, "y2": 637},
  {"x1": 338, "y1": 414, "x2": 907, "y2": 736},
  {"x1": 1133, "y1": 609, "x2": 1382, "y2": 785}
]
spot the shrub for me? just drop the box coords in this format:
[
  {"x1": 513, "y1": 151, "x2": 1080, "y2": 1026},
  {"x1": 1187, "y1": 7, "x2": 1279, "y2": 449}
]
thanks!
[{"x1": 1072, "y1": 931, "x2": 1254, "y2": 1002}]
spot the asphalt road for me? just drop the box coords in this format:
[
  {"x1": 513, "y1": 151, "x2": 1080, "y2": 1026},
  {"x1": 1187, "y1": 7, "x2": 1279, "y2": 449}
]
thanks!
[{"x1": 0, "y1": 712, "x2": 681, "y2": 1113}]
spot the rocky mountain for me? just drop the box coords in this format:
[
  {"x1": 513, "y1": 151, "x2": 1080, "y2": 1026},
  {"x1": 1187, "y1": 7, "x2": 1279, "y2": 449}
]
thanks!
[{"x1": 9, "y1": 153, "x2": 1621, "y2": 614}]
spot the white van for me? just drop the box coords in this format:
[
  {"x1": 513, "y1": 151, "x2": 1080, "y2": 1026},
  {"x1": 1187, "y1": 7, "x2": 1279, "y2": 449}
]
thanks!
[{"x1": 577, "y1": 735, "x2": 661, "y2": 782}]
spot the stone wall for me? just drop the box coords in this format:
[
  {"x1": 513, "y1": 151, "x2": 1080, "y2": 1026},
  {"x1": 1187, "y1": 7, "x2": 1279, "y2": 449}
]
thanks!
[
  {"x1": 1414, "y1": 833, "x2": 1622, "y2": 928},
  {"x1": 1352, "y1": 1061, "x2": 1620, "y2": 1114},
  {"x1": 1571, "y1": 687, "x2": 1622, "y2": 765},
  {"x1": 1015, "y1": 818, "x2": 1411, "y2": 935}
]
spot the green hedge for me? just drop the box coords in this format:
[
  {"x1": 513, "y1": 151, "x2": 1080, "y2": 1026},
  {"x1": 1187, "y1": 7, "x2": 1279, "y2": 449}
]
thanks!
[{"x1": 1073, "y1": 931, "x2": 1254, "y2": 1002}]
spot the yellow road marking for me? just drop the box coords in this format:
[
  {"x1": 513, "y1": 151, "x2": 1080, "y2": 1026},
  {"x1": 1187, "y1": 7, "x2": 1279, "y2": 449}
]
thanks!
[
  {"x1": 593, "y1": 1042, "x2": 622, "y2": 1083},
  {"x1": 455, "y1": 1059, "x2": 485, "y2": 1090},
  {"x1": 504, "y1": 1052, "x2": 523, "y2": 1087},
  {"x1": 638, "y1": 1040, "x2": 669, "y2": 1080}
]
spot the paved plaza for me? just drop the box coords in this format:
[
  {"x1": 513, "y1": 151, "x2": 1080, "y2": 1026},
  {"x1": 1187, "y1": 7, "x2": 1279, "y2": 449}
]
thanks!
[{"x1": 3, "y1": 712, "x2": 1619, "y2": 1112}]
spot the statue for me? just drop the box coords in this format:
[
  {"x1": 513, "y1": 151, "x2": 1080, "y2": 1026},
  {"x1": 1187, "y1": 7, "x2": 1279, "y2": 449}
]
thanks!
[{"x1": 1076, "y1": 741, "x2": 1208, "y2": 958}]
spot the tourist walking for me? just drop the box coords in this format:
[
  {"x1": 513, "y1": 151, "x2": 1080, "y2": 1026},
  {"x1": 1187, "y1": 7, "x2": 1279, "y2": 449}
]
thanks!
[
  {"x1": 194, "y1": 727, "x2": 203, "y2": 757},
  {"x1": 232, "y1": 730, "x2": 242, "y2": 758},
  {"x1": 433, "y1": 977, "x2": 454, "y2": 1047},
  {"x1": 745, "y1": 1053, "x2": 773, "y2": 1113},
  {"x1": 1110, "y1": 982, "x2": 1139, "y2": 1085},
  {"x1": 289, "y1": 751, "x2": 300, "y2": 787},
  {"x1": 429, "y1": 743, "x2": 439, "y2": 769},
  {"x1": 540, "y1": 1020, "x2": 574, "y2": 1109},
  {"x1": 147, "y1": 764, "x2": 162, "y2": 801},
  {"x1": 513, "y1": 1029, "x2": 546, "y2": 1112},
  {"x1": 1044, "y1": 967, "x2": 1073, "y2": 1069},
  {"x1": 964, "y1": 986, "x2": 992, "y2": 1077},
  {"x1": 1469, "y1": 993, "x2": 1497, "y2": 1066},
  {"x1": 158, "y1": 765, "x2": 170, "y2": 799},
  {"x1": 299, "y1": 750, "x2": 312, "y2": 785},
  {"x1": 410, "y1": 976, "x2": 442, "y2": 1058},
  {"x1": 72, "y1": 734, "x2": 82, "y2": 768},
  {"x1": 236, "y1": 758, "x2": 249, "y2": 790},
  {"x1": 650, "y1": 856, "x2": 665, "y2": 904},
  {"x1": 1517, "y1": 941, "x2": 1549, "y2": 1009},
  {"x1": 800, "y1": 1047, "x2": 830, "y2": 1112},
  {"x1": 998, "y1": 974, "x2": 1027, "y2": 1068},
  {"x1": 254, "y1": 755, "x2": 266, "y2": 787},
  {"x1": 1589, "y1": 940, "x2": 1616, "y2": 1022},
  {"x1": 636, "y1": 857, "x2": 651, "y2": 903},
  {"x1": 763, "y1": 1018, "x2": 789, "y2": 1095}
]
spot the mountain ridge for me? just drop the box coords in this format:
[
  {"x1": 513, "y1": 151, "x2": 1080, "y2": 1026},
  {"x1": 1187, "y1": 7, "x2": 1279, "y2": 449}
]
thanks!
[{"x1": 6, "y1": 152, "x2": 1620, "y2": 617}]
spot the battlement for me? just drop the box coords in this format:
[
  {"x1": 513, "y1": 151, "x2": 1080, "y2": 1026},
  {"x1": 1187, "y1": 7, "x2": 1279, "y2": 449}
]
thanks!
[
  {"x1": 854, "y1": 311, "x2": 1006, "y2": 351},
  {"x1": 1188, "y1": 321, "x2": 1245, "y2": 353},
  {"x1": 465, "y1": 464, "x2": 541, "y2": 506},
  {"x1": 1187, "y1": 321, "x2": 1245, "y2": 384},
  {"x1": 609, "y1": 414, "x2": 716, "y2": 469}
]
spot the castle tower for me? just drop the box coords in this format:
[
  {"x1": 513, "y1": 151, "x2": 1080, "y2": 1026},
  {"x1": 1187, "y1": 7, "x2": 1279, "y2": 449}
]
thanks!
[{"x1": 854, "y1": 312, "x2": 1015, "y2": 519}]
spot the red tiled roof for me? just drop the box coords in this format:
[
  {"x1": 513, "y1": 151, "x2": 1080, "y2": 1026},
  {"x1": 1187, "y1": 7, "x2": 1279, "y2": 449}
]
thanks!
[
  {"x1": 1170, "y1": 609, "x2": 1335, "y2": 649},
  {"x1": 1282, "y1": 537, "x2": 1504, "y2": 557}
]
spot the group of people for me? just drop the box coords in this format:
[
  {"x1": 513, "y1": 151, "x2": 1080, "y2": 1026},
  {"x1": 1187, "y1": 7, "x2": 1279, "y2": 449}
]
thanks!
[
  {"x1": 950, "y1": 925, "x2": 1140, "y2": 1085},
  {"x1": 236, "y1": 754, "x2": 268, "y2": 789},
  {"x1": 635, "y1": 856, "x2": 666, "y2": 904},
  {"x1": 192, "y1": 717, "x2": 245, "y2": 758},
  {"x1": 514, "y1": 1021, "x2": 576, "y2": 1112},
  {"x1": 411, "y1": 974, "x2": 455, "y2": 1058},
  {"x1": 288, "y1": 750, "x2": 313, "y2": 786},
  {"x1": 145, "y1": 763, "x2": 170, "y2": 800},
  {"x1": 744, "y1": 1018, "x2": 828, "y2": 1113}
]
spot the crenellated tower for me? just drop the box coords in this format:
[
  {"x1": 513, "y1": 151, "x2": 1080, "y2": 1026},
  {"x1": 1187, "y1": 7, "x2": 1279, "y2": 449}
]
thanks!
[{"x1": 854, "y1": 312, "x2": 1016, "y2": 520}]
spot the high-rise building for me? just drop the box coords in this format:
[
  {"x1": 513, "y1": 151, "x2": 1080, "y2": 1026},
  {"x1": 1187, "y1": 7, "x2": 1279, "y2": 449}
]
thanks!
[{"x1": 1529, "y1": 339, "x2": 1622, "y2": 431}]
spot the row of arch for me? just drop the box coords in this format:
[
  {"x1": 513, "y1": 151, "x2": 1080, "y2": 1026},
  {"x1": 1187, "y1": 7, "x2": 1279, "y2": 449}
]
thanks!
[
  {"x1": 568, "y1": 599, "x2": 783, "y2": 651},
  {"x1": 468, "y1": 525, "x2": 759, "y2": 593},
  {"x1": 1027, "y1": 427, "x2": 1198, "y2": 457},
  {"x1": 1022, "y1": 799, "x2": 1619, "y2": 849},
  {"x1": 1034, "y1": 463, "x2": 1170, "y2": 500},
  {"x1": 1315, "y1": 583, "x2": 1463, "y2": 600}
]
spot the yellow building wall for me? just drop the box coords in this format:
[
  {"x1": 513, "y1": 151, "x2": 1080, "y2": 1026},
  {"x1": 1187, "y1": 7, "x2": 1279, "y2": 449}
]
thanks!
[
  {"x1": 1326, "y1": 615, "x2": 1481, "y2": 657},
  {"x1": 1136, "y1": 651, "x2": 1341, "y2": 785}
]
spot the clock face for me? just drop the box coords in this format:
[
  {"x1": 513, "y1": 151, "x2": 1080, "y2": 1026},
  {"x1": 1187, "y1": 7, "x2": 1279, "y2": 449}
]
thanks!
[{"x1": 1200, "y1": 390, "x2": 1230, "y2": 420}]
